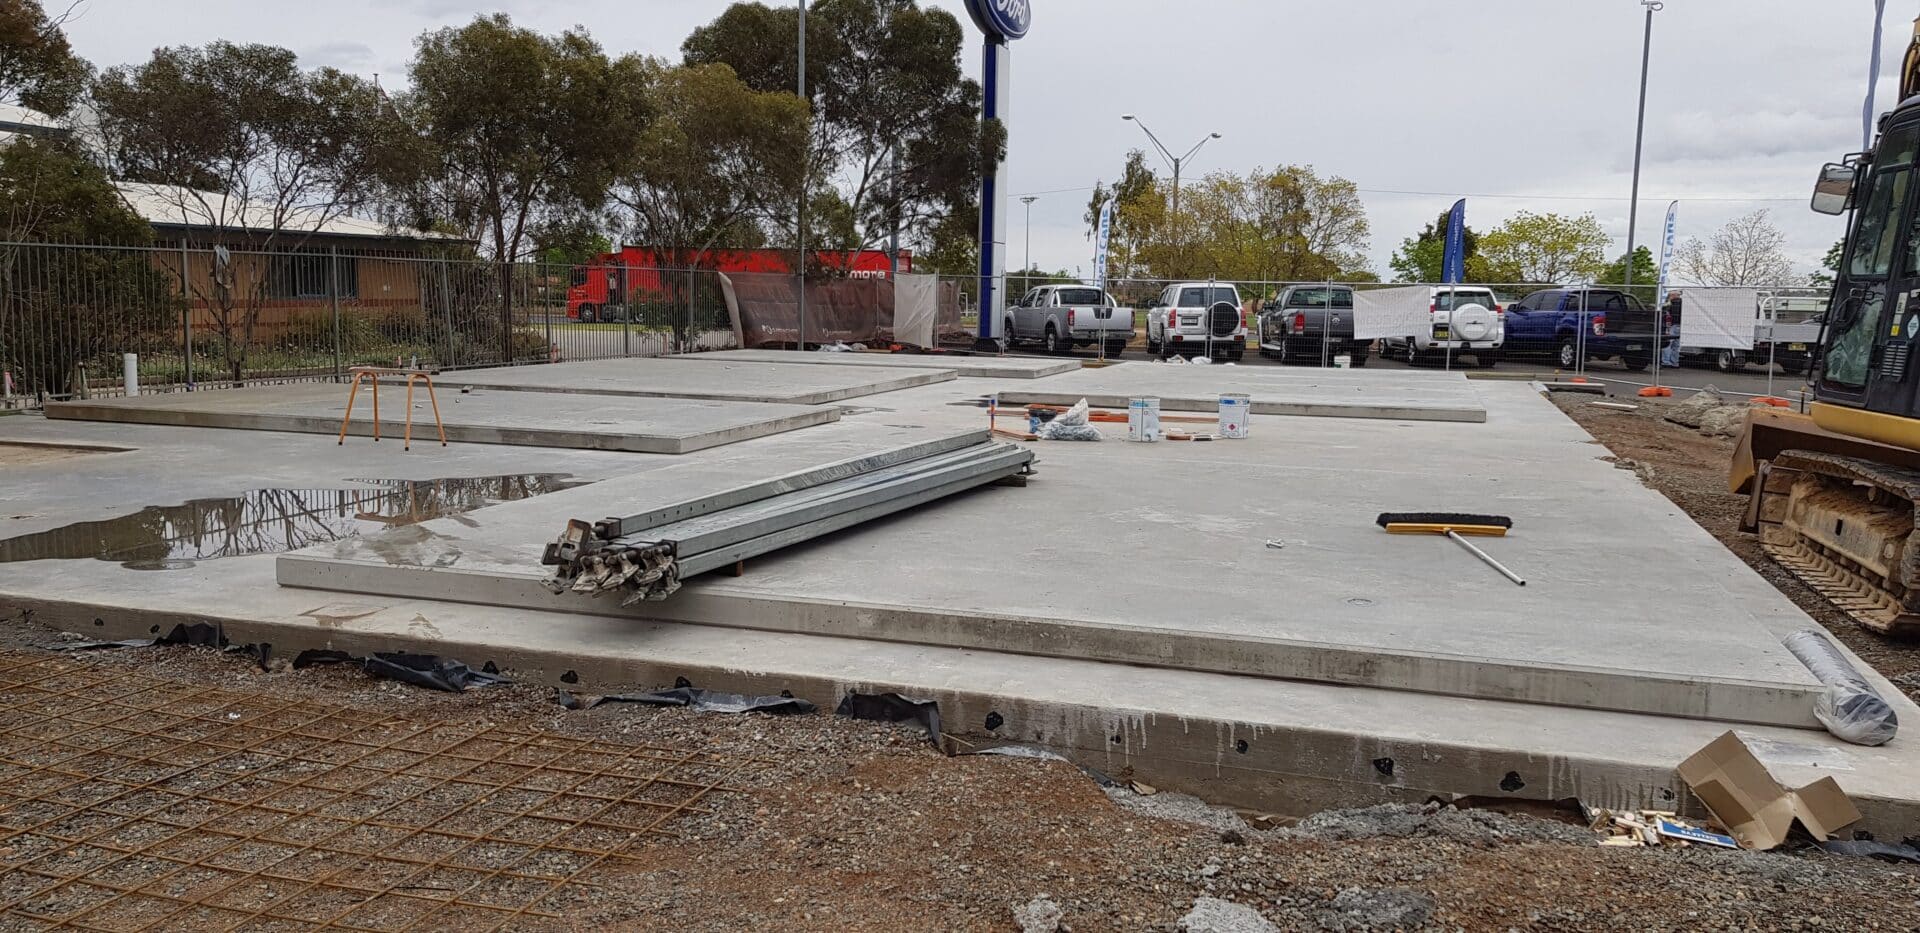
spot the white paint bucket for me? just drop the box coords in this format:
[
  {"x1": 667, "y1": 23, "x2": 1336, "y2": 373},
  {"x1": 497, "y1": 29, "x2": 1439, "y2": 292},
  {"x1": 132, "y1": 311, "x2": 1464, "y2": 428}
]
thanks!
[
  {"x1": 1218, "y1": 394, "x2": 1251, "y2": 438},
  {"x1": 1127, "y1": 397, "x2": 1161, "y2": 442},
  {"x1": 1332, "y1": 354, "x2": 1352, "y2": 369}
]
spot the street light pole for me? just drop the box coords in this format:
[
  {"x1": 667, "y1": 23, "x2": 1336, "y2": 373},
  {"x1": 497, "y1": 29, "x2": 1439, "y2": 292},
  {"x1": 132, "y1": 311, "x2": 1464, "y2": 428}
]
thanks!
[
  {"x1": 796, "y1": 1, "x2": 808, "y2": 350},
  {"x1": 1122, "y1": 115, "x2": 1220, "y2": 265},
  {"x1": 1020, "y1": 195, "x2": 1037, "y2": 294},
  {"x1": 1624, "y1": 0, "x2": 1662, "y2": 290}
]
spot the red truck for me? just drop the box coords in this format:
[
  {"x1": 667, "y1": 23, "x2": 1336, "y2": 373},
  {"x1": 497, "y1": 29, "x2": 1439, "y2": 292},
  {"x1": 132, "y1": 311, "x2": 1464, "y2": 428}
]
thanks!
[{"x1": 565, "y1": 248, "x2": 907, "y2": 322}]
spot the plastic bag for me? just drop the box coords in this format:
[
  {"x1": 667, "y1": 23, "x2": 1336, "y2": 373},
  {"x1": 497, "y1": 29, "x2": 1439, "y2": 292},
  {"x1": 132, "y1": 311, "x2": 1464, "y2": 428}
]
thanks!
[
  {"x1": 1783, "y1": 630, "x2": 1899, "y2": 746},
  {"x1": 1037, "y1": 398, "x2": 1103, "y2": 441}
]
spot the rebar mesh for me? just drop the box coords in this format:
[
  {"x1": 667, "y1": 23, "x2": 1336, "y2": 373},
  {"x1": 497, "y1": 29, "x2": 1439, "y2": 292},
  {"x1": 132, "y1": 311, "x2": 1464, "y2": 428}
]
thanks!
[{"x1": 0, "y1": 650, "x2": 749, "y2": 931}]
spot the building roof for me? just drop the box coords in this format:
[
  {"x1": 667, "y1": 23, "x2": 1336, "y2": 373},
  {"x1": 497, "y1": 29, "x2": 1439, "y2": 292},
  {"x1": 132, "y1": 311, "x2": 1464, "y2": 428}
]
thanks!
[
  {"x1": 113, "y1": 181, "x2": 461, "y2": 242},
  {"x1": 0, "y1": 104, "x2": 68, "y2": 142}
]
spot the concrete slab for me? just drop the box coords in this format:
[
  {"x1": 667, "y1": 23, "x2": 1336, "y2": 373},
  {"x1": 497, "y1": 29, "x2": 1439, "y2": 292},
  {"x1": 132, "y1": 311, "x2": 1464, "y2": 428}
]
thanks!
[
  {"x1": 993, "y1": 363, "x2": 1487, "y2": 422},
  {"x1": 681, "y1": 348, "x2": 1081, "y2": 379},
  {"x1": 274, "y1": 380, "x2": 1824, "y2": 727},
  {"x1": 5, "y1": 568, "x2": 1917, "y2": 839},
  {"x1": 44, "y1": 383, "x2": 838, "y2": 454},
  {"x1": 435, "y1": 356, "x2": 956, "y2": 404},
  {"x1": 6, "y1": 389, "x2": 1919, "y2": 836}
]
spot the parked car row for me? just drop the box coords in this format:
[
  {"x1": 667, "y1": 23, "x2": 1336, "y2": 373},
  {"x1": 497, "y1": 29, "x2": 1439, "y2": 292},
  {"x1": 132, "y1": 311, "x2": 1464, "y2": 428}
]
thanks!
[{"x1": 1002, "y1": 282, "x2": 1678, "y2": 370}]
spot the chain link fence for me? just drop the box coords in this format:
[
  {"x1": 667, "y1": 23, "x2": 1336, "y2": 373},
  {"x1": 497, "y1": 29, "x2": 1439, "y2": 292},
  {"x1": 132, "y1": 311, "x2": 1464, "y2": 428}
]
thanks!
[{"x1": 0, "y1": 242, "x2": 739, "y2": 410}]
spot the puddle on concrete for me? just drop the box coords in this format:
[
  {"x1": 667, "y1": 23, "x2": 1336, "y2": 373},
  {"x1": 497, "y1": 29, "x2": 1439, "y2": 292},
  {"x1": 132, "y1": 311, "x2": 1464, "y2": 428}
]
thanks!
[{"x1": 0, "y1": 474, "x2": 585, "y2": 569}]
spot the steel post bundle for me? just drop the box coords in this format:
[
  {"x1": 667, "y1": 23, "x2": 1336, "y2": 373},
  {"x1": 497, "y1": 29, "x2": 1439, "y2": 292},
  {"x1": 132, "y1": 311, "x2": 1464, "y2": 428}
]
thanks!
[{"x1": 543, "y1": 439, "x2": 1034, "y2": 602}]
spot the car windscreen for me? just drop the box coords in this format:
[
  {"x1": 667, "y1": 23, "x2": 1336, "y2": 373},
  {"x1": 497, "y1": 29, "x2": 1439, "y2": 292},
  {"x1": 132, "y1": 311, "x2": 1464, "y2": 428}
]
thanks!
[
  {"x1": 1178, "y1": 287, "x2": 1238, "y2": 307},
  {"x1": 1053, "y1": 288, "x2": 1105, "y2": 306},
  {"x1": 1283, "y1": 288, "x2": 1353, "y2": 309},
  {"x1": 1434, "y1": 291, "x2": 1496, "y2": 311}
]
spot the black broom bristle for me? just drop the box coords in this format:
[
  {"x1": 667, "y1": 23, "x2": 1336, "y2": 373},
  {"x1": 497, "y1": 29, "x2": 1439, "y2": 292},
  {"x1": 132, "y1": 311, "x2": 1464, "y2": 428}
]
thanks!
[{"x1": 1375, "y1": 512, "x2": 1513, "y2": 529}]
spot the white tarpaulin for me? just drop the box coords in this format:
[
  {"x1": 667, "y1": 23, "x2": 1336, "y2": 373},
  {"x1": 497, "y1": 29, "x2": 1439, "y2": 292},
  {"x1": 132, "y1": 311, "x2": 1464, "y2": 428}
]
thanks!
[
  {"x1": 1680, "y1": 288, "x2": 1758, "y2": 350},
  {"x1": 894, "y1": 272, "x2": 940, "y2": 348},
  {"x1": 1351, "y1": 285, "x2": 1433, "y2": 340}
]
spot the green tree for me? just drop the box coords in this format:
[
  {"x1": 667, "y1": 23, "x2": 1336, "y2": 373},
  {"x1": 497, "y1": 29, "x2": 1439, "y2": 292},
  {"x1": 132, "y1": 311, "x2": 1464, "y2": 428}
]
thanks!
[
  {"x1": 0, "y1": 0, "x2": 88, "y2": 116},
  {"x1": 530, "y1": 215, "x2": 612, "y2": 268},
  {"x1": 684, "y1": 0, "x2": 1004, "y2": 260},
  {"x1": 0, "y1": 138, "x2": 179, "y2": 399},
  {"x1": 612, "y1": 62, "x2": 806, "y2": 270},
  {"x1": 95, "y1": 41, "x2": 403, "y2": 383},
  {"x1": 1475, "y1": 211, "x2": 1610, "y2": 284},
  {"x1": 403, "y1": 16, "x2": 648, "y2": 264},
  {"x1": 1596, "y1": 246, "x2": 1657, "y2": 303},
  {"x1": 1389, "y1": 209, "x2": 1479, "y2": 284},
  {"x1": 1809, "y1": 238, "x2": 1844, "y2": 288},
  {"x1": 1085, "y1": 149, "x2": 1158, "y2": 281},
  {"x1": 1128, "y1": 165, "x2": 1372, "y2": 283}
]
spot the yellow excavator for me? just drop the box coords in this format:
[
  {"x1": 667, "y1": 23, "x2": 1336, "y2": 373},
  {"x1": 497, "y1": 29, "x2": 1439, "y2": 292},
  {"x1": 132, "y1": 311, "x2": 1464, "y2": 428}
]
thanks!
[{"x1": 1732, "y1": 18, "x2": 1920, "y2": 637}]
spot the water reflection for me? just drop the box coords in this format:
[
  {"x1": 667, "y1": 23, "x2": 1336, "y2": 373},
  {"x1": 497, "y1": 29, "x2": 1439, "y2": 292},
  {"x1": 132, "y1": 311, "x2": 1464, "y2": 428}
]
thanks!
[{"x1": 0, "y1": 474, "x2": 583, "y2": 568}]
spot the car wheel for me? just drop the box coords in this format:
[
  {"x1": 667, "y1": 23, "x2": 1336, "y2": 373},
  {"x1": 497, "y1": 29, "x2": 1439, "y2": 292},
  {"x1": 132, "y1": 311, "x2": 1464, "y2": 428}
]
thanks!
[
  {"x1": 1477, "y1": 351, "x2": 1499, "y2": 369},
  {"x1": 1147, "y1": 332, "x2": 1162, "y2": 355},
  {"x1": 578, "y1": 305, "x2": 597, "y2": 323},
  {"x1": 1781, "y1": 360, "x2": 1808, "y2": 376},
  {"x1": 1042, "y1": 325, "x2": 1062, "y2": 355},
  {"x1": 1349, "y1": 349, "x2": 1369, "y2": 368},
  {"x1": 1716, "y1": 349, "x2": 1744, "y2": 373},
  {"x1": 1557, "y1": 338, "x2": 1579, "y2": 370},
  {"x1": 1104, "y1": 342, "x2": 1126, "y2": 358},
  {"x1": 1004, "y1": 317, "x2": 1018, "y2": 346},
  {"x1": 1226, "y1": 347, "x2": 1244, "y2": 362},
  {"x1": 1621, "y1": 353, "x2": 1651, "y2": 373}
]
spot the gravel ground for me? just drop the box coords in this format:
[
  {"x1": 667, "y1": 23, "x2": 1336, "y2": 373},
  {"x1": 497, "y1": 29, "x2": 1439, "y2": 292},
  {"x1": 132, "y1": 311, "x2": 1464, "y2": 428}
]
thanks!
[
  {"x1": 1551, "y1": 393, "x2": 1920, "y2": 696},
  {"x1": 2, "y1": 619, "x2": 1916, "y2": 931}
]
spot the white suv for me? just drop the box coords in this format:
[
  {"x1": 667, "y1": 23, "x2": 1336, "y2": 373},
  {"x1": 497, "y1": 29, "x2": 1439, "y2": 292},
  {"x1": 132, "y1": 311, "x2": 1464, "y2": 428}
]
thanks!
[
  {"x1": 1146, "y1": 282, "x2": 1246, "y2": 360},
  {"x1": 1381, "y1": 286, "x2": 1504, "y2": 367}
]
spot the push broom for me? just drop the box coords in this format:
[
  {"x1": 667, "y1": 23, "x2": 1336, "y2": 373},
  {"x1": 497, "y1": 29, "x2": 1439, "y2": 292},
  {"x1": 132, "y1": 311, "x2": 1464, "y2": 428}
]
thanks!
[{"x1": 1375, "y1": 513, "x2": 1525, "y2": 586}]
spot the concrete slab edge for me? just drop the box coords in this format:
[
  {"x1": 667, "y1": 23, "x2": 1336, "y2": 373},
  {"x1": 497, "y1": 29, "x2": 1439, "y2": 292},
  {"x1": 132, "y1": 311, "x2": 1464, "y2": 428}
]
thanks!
[
  {"x1": 44, "y1": 402, "x2": 840, "y2": 454},
  {"x1": 272, "y1": 558, "x2": 1823, "y2": 729},
  {"x1": 437, "y1": 367, "x2": 957, "y2": 405},
  {"x1": 8, "y1": 590, "x2": 1914, "y2": 834},
  {"x1": 994, "y1": 391, "x2": 1488, "y2": 423}
]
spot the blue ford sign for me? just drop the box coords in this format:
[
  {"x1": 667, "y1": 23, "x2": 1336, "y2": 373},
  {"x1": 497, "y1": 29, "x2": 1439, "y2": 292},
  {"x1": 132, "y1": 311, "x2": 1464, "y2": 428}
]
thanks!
[{"x1": 965, "y1": 0, "x2": 1031, "y2": 41}]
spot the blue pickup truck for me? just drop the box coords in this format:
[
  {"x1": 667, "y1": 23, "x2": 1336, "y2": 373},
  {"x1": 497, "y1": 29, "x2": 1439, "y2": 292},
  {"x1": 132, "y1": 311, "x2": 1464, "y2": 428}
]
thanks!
[{"x1": 1503, "y1": 287, "x2": 1668, "y2": 371}]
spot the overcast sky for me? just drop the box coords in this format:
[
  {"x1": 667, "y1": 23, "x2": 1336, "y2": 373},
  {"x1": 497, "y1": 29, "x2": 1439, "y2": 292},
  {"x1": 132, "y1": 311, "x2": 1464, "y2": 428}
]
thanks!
[{"x1": 60, "y1": 0, "x2": 1902, "y2": 279}]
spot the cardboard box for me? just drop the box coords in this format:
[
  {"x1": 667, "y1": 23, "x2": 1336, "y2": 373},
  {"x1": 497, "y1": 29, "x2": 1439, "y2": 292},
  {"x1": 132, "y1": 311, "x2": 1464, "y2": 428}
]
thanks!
[{"x1": 1676, "y1": 731, "x2": 1862, "y2": 850}]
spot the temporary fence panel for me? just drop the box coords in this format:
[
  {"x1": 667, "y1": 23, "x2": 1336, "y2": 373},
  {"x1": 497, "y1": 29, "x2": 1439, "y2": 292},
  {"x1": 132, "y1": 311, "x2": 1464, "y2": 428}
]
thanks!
[
  {"x1": 1681, "y1": 288, "x2": 1760, "y2": 350},
  {"x1": 1350, "y1": 285, "x2": 1433, "y2": 340},
  {"x1": 895, "y1": 273, "x2": 941, "y2": 348}
]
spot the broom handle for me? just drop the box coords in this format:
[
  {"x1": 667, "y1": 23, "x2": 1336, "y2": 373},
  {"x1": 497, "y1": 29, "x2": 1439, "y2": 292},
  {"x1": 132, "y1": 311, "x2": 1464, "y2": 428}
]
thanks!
[{"x1": 1446, "y1": 530, "x2": 1526, "y2": 587}]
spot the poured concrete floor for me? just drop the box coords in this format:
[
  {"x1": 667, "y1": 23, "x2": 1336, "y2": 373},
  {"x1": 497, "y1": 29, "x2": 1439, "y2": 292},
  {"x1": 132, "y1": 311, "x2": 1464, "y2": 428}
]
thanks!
[
  {"x1": 45, "y1": 382, "x2": 838, "y2": 453},
  {"x1": 270, "y1": 379, "x2": 1821, "y2": 726},
  {"x1": 5, "y1": 373, "x2": 1917, "y2": 835},
  {"x1": 436, "y1": 356, "x2": 956, "y2": 404},
  {"x1": 993, "y1": 363, "x2": 1487, "y2": 422},
  {"x1": 682, "y1": 348, "x2": 1081, "y2": 379}
]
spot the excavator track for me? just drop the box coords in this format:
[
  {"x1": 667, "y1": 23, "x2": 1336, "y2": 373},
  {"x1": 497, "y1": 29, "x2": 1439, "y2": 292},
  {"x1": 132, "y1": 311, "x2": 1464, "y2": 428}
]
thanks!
[{"x1": 1757, "y1": 451, "x2": 1920, "y2": 637}]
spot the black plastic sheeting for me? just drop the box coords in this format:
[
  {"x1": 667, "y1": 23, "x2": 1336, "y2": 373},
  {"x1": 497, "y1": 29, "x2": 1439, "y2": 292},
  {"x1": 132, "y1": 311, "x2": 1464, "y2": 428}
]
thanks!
[
  {"x1": 365, "y1": 653, "x2": 509, "y2": 693},
  {"x1": 835, "y1": 692, "x2": 943, "y2": 748},
  {"x1": 53, "y1": 622, "x2": 273, "y2": 669},
  {"x1": 554, "y1": 687, "x2": 816, "y2": 715}
]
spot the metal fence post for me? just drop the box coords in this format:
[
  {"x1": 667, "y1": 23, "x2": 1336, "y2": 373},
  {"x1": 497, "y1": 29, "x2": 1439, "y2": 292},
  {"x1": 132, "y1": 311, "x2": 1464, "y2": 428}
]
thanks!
[
  {"x1": 622, "y1": 262, "x2": 632, "y2": 357},
  {"x1": 329, "y1": 246, "x2": 342, "y2": 382},
  {"x1": 439, "y1": 261, "x2": 455, "y2": 369},
  {"x1": 178, "y1": 239, "x2": 194, "y2": 389}
]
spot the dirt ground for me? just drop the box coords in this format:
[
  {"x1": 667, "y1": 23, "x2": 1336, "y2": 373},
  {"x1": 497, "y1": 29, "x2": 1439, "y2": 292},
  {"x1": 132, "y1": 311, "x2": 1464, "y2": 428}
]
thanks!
[
  {"x1": 1, "y1": 620, "x2": 1916, "y2": 932},
  {"x1": 1550, "y1": 393, "x2": 1920, "y2": 700}
]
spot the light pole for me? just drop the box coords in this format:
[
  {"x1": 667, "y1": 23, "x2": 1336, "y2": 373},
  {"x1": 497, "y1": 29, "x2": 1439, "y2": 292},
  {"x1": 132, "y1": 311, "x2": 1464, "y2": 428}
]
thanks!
[
  {"x1": 796, "y1": 1, "x2": 808, "y2": 349},
  {"x1": 1020, "y1": 195, "x2": 1037, "y2": 295},
  {"x1": 1121, "y1": 114, "x2": 1220, "y2": 226},
  {"x1": 1623, "y1": 0, "x2": 1661, "y2": 291},
  {"x1": 1123, "y1": 115, "x2": 1220, "y2": 272}
]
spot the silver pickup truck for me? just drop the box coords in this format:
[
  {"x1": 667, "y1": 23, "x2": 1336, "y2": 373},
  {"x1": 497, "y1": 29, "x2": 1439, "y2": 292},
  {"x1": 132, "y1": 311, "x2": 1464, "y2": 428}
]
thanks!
[{"x1": 1004, "y1": 284, "x2": 1134, "y2": 356}]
